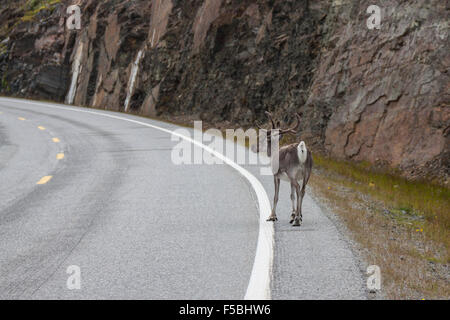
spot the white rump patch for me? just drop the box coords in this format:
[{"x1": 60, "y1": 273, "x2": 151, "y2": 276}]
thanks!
[{"x1": 297, "y1": 141, "x2": 307, "y2": 163}]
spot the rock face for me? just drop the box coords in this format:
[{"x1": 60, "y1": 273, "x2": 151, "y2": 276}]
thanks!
[
  {"x1": 310, "y1": 0, "x2": 449, "y2": 181},
  {"x1": 0, "y1": 0, "x2": 448, "y2": 182}
]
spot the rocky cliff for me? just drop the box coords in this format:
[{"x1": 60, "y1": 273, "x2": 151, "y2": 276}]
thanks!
[{"x1": 0, "y1": 0, "x2": 448, "y2": 182}]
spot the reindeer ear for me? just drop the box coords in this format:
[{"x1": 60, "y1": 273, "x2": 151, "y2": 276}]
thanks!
[{"x1": 276, "y1": 121, "x2": 280, "y2": 128}]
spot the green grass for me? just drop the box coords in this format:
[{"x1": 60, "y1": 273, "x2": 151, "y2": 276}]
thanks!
[
  {"x1": 313, "y1": 153, "x2": 450, "y2": 261},
  {"x1": 21, "y1": 0, "x2": 60, "y2": 22}
]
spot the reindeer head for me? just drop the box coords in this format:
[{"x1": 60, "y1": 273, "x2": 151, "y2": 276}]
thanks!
[{"x1": 251, "y1": 111, "x2": 302, "y2": 157}]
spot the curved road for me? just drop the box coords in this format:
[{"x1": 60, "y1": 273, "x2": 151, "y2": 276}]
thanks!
[{"x1": 0, "y1": 97, "x2": 367, "y2": 299}]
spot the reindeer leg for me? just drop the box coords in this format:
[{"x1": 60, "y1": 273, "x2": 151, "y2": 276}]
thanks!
[
  {"x1": 299, "y1": 187, "x2": 306, "y2": 223},
  {"x1": 289, "y1": 182, "x2": 296, "y2": 224},
  {"x1": 267, "y1": 176, "x2": 280, "y2": 221},
  {"x1": 292, "y1": 182, "x2": 302, "y2": 227}
]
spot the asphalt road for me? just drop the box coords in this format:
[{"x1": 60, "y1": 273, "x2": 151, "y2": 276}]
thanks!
[{"x1": 0, "y1": 97, "x2": 367, "y2": 299}]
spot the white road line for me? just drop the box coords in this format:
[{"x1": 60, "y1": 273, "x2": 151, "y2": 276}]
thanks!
[{"x1": 0, "y1": 97, "x2": 274, "y2": 300}]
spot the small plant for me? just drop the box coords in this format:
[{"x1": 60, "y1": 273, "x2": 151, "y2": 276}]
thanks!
[
  {"x1": 0, "y1": 42, "x2": 7, "y2": 55},
  {"x1": 1, "y1": 74, "x2": 10, "y2": 92}
]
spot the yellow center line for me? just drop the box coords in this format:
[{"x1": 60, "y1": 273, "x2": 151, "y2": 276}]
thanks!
[
  {"x1": 52, "y1": 137, "x2": 60, "y2": 143},
  {"x1": 38, "y1": 126, "x2": 46, "y2": 130},
  {"x1": 18, "y1": 117, "x2": 26, "y2": 121},
  {"x1": 36, "y1": 175, "x2": 52, "y2": 185},
  {"x1": 56, "y1": 153, "x2": 65, "y2": 160}
]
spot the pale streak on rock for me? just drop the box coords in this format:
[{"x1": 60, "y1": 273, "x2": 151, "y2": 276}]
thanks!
[
  {"x1": 124, "y1": 50, "x2": 144, "y2": 112},
  {"x1": 65, "y1": 42, "x2": 83, "y2": 105}
]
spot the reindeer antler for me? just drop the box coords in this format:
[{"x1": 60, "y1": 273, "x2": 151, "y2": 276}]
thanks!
[
  {"x1": 264, "y1": 111, "x2": 276, "y2": 129},
  {"x1": 279, "y1": 113, "x2": 302, "y2": 135},
  {"x1": 260, "y1": 111, "x2": 302, "y2": 134}
]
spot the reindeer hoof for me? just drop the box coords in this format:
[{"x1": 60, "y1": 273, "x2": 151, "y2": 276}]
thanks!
[
  {"x1": 266, "y1": 216, "x2": 278, "y2": 222},
  {"x1": 289, "y1": 214, "x2": 295, "y2": 224},
  {"x1": 292, "y1": 219, "x2": 302, "y2": 227}
]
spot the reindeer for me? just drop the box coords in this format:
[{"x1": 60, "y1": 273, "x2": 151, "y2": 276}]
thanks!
[{"x1": 252, "y1": 112, "x2": 313, "y2": 226}]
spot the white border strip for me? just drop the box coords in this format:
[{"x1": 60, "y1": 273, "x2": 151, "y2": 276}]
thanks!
[{"x1": 0, "y1": 98, "x2": 274, "y2": 300}]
